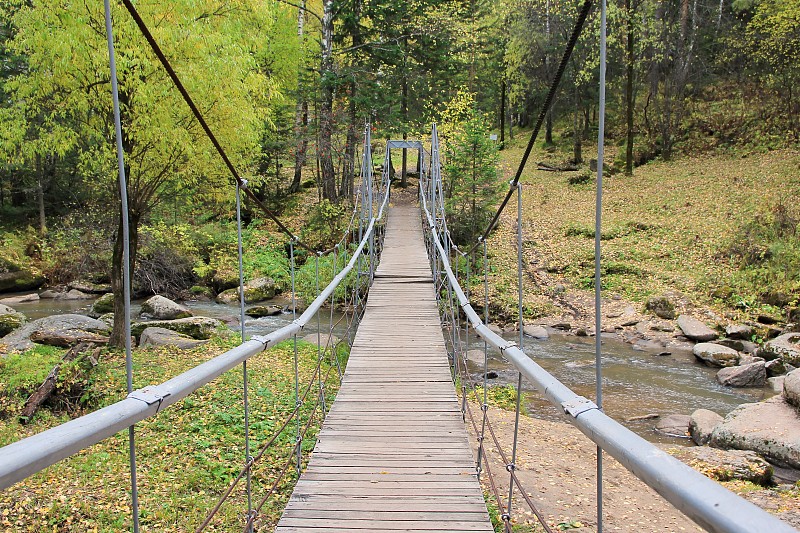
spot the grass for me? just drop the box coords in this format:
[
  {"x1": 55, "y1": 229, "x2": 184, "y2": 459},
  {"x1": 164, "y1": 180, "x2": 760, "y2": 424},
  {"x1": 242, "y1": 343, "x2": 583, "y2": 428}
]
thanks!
[
  {"x1": 485, "y1": 128, "x2": 800, "y2": 321},
  {"x1": 0, "y1": 335, "x2": 344, "y2": 532}
]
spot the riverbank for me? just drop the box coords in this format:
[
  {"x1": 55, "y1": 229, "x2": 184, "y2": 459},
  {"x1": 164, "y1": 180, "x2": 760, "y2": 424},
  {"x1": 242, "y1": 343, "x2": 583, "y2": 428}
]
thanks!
[{"x1": 471, "y1": 403, "x2": 800, "y2": 532}]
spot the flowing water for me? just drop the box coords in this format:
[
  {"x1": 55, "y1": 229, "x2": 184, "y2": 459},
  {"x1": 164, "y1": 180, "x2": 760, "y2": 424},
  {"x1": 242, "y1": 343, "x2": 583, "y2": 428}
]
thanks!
[
  {"x1": 5, "y1": 292, "x2": 771, "y2": 444},
  {"x1": 460, "y1": 329, "x2": 773, "y2": 444}
]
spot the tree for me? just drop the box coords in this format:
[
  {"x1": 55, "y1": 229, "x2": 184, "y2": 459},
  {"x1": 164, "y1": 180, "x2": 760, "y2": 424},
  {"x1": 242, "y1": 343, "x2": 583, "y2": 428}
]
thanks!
[
  {"x1": 441, "y1": 91, "x2": 501, "y2": 246},
  {"x1": 4, "y1": 0, "x2": 290, "y2": 345},
  {"x1": 745, "y1": 0, "x2": 800, "y2": 138}
]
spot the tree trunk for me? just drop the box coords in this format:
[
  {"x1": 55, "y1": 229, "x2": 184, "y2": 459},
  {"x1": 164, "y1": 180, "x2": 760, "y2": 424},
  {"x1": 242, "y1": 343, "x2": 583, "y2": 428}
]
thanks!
[
  {"x1": 109, "y1": 211, "x2": 140, "y2": 347},
  {"x1": 572, "y1": 87, "x2": 582, "y2": 164},
  {"x1": 289, "y1": 1, "x2": 308, "y2": 193},
  {"x1": 625, "y1": 0, "x2": 635, "y2": 176},
  {"x1": 36, "y1": 154, "x2": 46, "y2": 236},
  {"x1": 319, "y1": 0, "x2": 337, "y2": 202},
  {"x1": 341, "y1": 84, "x2": 357, "y2": 202},
  {"x1": 500, "y1": 79, "x2": 506, "y2": 150}
]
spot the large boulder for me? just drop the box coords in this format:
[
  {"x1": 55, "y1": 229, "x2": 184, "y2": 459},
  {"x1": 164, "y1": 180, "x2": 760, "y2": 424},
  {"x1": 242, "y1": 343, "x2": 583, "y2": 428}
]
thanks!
[
  {"x1": 246, "y1": 305, "x2": 283, "y2": 317},
  {"x1": 710, "y1": 396, "x2": 800, "y2": 469},
  {"x1": 689, "y1": 409, "x2": 723, "y2": 446},
  {"x1": 669, "y1": 446, "x2": 773, "y2": 485},
  {"x1": 60, "y1": 289, "x2": 93, "y2": 300},
  {"x1": 0, "y1": 314, "x2": 110, "y2": 353},
  {"x1": 0, "y1": 303, "x2": 25, "y2": 337},
  {"x1": 67, "y1": 280, "x2": 111, "y2": 294},
  {"x1": 716, "y1": 361, "x2": 766, "y2": 387},
  {"x1": 0, "y1": 293, "x2": 39, "y2": 305},
  {"x1": 760, "y1": 333, "x2": 800, "y2": 366},
  {"x1": 677, "y1": 315, "x2": 718, "y2": 342},
  {"x1": 693, "y1": 342, "x2": 739, "y2": 367},
  {"x1": 140, "y1": 295, "x2": 192, "y2": 320},
  {"x1": 655, "y1": 414, "x2": 691, "y2": 438},
  {"x1": 645, "y1": 295, "x2": 676, "y2": 320},
  {"x1": 139, "y1": 327, "x2": 207, "y2": 350},
  {"x1": 522, "y1": 324, "x2": 549, "y2": 340},
  {"x1": 725, "y1": 324, "x2": 754, "y2": 341},
  {"x1": 131, "y1": 317, "x2": 222, "y2": 340},
  {"x1": 783, "y1": 369, "x2": 800, "y2": 409},
  {"x1": 766, "y1": 358, "x2": 789, "y2": 377},
  {"x1": 215, "y1": 277, "x2": 279, "y2": 305},
  {"x1": 91, "y1": 293, "x2": 115, "y2": 316},
  {"x1": 0, "y1": 257, "x2": 45, "y2": 293}
]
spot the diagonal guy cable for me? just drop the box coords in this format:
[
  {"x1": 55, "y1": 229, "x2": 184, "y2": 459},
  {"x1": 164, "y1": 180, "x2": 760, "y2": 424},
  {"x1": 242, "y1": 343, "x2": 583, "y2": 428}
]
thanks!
[
  {"x1": 119, "y1": 0, "x2": 319, "y2": 254},
  {"x1": 466, "y1": 0, "x2": 593, "y2": 255}
]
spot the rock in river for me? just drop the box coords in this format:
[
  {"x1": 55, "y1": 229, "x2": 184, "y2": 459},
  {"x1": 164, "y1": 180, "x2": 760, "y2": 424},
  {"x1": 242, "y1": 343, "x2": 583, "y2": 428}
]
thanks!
[
  {"x1": 215, "y1": 277, "x2": 279, "y2": 305},
  {"x1": 246, "y1": 305, "x2": 283, "y2": 317},
  {"x1": 677, "y1": 315, "x2": 718, "y2": 342},
  {"x1": 710, "y1": 396, "x2": 800, "y2": 469},
  {"x1": 131, "y1": 317, "x2": 222, "y2": 340},
  {"x1": 0, "y1": 314, "x2": 110, "y2": 353},
  {"x1": 140, "y1": 295, "x2": 192, "y2": 320},
  {"x1": 522, "y1": 325, "x2": 549, "y2": 339},
  {"x1": 760, "y1": 333, "x2": 800, "y2": 366},
  {"x1": 725, "y1": 324, "x2": 754, "y2": 340},
  {"x1": 783, "y1": 368, "x2": 800, "y2": 409},
  {"x1": 693, "y1": 342, "x2": 739, "y2": 367},
  {"x1": 689, "y1": 408, "x2": 723, "y2": 446},
  {"x1": 716, "y1": 361, "x2": 766, "y2": 387},
  {"x1": 655, "y1": 414, "x2": 691, "y2": 438}
]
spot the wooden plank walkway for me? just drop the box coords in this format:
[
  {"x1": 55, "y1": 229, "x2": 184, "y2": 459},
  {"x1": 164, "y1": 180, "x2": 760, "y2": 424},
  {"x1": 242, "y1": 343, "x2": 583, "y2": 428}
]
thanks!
[{"x1": 275, "y1": 205, "x2": 493, "y2": 532}]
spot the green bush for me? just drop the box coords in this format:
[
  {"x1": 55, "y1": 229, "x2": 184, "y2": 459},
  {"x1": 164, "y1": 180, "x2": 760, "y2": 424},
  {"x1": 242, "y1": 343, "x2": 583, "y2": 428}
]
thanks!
[{"x1": 724, "y1": 202, "x2": 800, "y2": 310}]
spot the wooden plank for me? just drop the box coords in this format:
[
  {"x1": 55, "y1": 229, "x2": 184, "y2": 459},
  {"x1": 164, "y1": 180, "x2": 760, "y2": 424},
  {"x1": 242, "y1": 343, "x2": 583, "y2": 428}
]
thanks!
[{"x1": 275, "y1": 206, "x2": 492, "y2": 532}]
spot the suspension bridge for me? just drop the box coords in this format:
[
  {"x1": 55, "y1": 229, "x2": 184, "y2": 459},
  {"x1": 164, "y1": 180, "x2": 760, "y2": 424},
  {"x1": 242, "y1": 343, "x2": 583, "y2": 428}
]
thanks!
[
  {"x1": 275, "y1": 205, "x2": 493, "y2": 532},
  {"x1": 0, "y1": 0, "x2": 798, "y2": 531}
]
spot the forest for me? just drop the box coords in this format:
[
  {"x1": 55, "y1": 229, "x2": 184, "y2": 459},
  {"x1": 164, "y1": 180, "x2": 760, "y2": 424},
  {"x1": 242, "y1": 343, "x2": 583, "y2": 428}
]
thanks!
[
  {"x1": 1, "y1": 1, "x2": 800, "y2": 531},
  {"x1": 0, "y1": 0, "x2": 799, "y2": 330}
]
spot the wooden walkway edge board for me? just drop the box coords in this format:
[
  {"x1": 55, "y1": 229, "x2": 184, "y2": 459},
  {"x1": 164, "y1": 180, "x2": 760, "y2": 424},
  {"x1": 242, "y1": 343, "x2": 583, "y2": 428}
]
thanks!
[{"x1": 275, "y1": 206, "x2": 493, "y2": 533}]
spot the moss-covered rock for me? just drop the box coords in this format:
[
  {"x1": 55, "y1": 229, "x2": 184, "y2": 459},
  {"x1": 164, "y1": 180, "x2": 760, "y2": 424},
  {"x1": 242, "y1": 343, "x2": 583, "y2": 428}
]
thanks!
[
  {"x1": 645, "y1": 295, "x2": 676, "y2": 319},
  {"x1": 91, "y1": 293, "x2": 115, "y2": 315},
  {"x1": 189, "y1": 285, "x2": 213, "y2": 298},
  {"x1": 0, "y1": 304, "x2": 25, "y2": 337},
  {"x1": 131, "y1": 317, "x2": 223, "y2": 340},
  {"x1": 0, "y1": 268, "x2": 45, "y2": 293},
  {"x1": 215, "y1": 277, "x2": 278, "y2": 305}
]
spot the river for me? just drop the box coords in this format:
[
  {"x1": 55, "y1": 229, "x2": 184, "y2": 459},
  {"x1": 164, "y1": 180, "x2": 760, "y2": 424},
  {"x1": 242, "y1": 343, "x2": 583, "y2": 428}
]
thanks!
[{"x1": 5, "y1": 293, "x2": 770, "y2": 445}]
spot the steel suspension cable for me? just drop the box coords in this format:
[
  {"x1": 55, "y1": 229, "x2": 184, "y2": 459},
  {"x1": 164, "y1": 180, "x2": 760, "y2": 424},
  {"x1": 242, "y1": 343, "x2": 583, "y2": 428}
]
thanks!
[
  {"x1": 235, "y1": 182, "x2": 254, "y2": 531},
  {"x1": 119, "y1": 0, "x2": 322, "y2": 254},
  {"x1": 466, "y1": 0, "x2": 594, "y2": 255}
]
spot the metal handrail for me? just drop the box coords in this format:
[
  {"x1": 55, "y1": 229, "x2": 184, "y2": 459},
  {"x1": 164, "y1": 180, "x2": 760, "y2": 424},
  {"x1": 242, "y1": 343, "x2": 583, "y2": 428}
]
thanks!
[
  {"x1": 0, "y1": 175, "x2": 391, "y2": 491},
  {"x1": 419, "y1": 187, "x2": 796, "y2": 533}
]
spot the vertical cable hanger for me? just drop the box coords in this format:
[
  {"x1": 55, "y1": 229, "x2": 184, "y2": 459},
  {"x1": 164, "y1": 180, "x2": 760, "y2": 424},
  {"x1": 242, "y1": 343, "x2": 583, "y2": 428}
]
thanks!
[
  {"x1": 102, "y1": 2, "x2": 140, "y2": 531},
  {"x1": 594, "y1": 0, "x2": 609, "y2": 530}
]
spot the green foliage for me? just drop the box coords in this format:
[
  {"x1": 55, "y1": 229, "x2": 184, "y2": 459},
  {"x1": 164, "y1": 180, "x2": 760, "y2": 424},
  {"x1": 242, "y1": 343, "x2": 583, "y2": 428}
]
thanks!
[
  {"x1": 300, "y1": 199, "x2": 351, "y2": 251},
  {"x1": 441, "y1": 90, "x2": 502, "y2": 246},
  {"x1": 38, "y1": 209, "x2": 113, "y2": 284},
  {"x1": 744, "y1": 0, "x2": 800, "y2": 137},
  {"x1": 295, "y1": 244, "x2": 361, "y2": 305},
  {"x1": 191, "y1": 220, "x2": 291, "y2": 294},
  {"x1": 0, "y1": 337, "x2": 337, "y2": 531},
  {"x1": 0, "y1": 345, "x2": 101, "y2": 419},
  {"x1": 723, "y1": 202, "x2": 800, "y2": 310}
]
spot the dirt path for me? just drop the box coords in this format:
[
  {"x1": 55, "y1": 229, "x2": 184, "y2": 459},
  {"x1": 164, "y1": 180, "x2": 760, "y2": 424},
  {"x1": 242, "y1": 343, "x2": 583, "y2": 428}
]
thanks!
[{"x1": 468, "y1": 404, "x2": 800, "y2": 532}]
